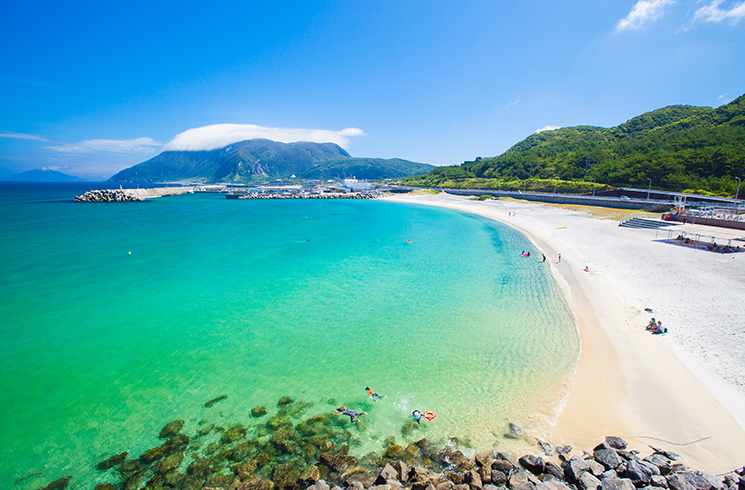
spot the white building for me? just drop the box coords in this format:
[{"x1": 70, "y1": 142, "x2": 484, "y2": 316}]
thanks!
[{"x1": 342, "y1": 177, "x2": 372, "y2": 191}]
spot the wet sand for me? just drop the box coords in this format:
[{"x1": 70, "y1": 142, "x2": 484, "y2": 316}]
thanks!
[{"x1": 383, "y1": 193, "x2": 745, "y2": 473}]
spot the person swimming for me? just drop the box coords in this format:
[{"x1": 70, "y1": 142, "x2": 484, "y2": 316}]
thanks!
[
  {"x1": 334, "y1": 406, "x2": 366, "y2": 423},
  {"x1": 365, "y1": 386, "x2": 385, "y2": 402},
  {"x1": 412, "y1": 409, "x2": 423, "y2": 423}
]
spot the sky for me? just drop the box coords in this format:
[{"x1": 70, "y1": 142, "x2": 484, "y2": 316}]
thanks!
[{"x1": 1, "y1": 0, "x2": 744, "y2": 180}]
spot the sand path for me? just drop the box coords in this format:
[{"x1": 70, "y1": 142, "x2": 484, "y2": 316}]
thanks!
[{"x1": 384, "y1": 193, "x2": 745, "y2": 473}]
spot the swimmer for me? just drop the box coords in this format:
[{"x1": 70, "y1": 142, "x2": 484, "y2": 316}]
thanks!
[
  {"x1": 412, "y1": 409, "x2": 423, "y2": 423},
  {"x1": 365, "y1": 386, "x2": 385, "y2": 402},
  {"x1": 334, "y1": 406, "x2": 366, "y2": 423},
  {"x1": 584, "y1": 266, "x2": 589, "y2": 272}
]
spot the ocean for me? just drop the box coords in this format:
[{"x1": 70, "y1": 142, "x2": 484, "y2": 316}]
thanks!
[{"x1": 0, "y1": 183, "x2": 578, "y2": 489}]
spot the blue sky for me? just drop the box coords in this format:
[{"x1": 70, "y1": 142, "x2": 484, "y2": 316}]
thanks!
[{"x1": 1, "y1": 0, "x2": 743, "y2": 180}]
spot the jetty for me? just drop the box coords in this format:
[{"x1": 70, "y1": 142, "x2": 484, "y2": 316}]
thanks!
[{"x1": 75, "y1": 187, "x2": 193, "y2": 202}]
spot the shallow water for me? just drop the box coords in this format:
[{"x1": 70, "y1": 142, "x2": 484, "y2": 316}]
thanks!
[{"x1": 0, "y1": 183, "x2": 578, "y2": 488}]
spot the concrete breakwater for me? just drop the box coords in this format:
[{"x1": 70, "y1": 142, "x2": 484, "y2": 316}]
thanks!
[
  {"x1": 227, "y1": 192, "x2": 380, "y2": 200},
  {"x1": 75, "y1": 187, "x2": 193, "y2": 202},
  {"x1": 37, "y1": 396, "x2": 744, "y2": 490}
]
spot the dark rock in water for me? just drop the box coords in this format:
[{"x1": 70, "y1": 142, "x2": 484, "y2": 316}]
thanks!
[
  {"x1": 341, "y1": 466, "x2": 373, "y2": 486},
  {"x1": 505, "y1": 422, "x2": 524, "y2": 439},
  {"x1": 579, "y1": 472, "x2": 602, "y2": 490},
  {"x1": 230, "y1": 441, "x2": 256, "y2": 462},
  {"x1": 278, "y1": 396, "x2": 295, "y2": 407},
  {"x1": 93, "y1": 484, "x2": 116, "y2": 490},
  {"x1": 272, "y1": 462, "x2": 303, "y2": 489},
  {"x1": 221, "y1": 424, "x2": 247, "y2": 444},
  {"x1": 38, "y1": 476, "x2": 73, "y2": 490},
  {"x1": 449, "y1": 450, "x2": 476, "y2": 471},
  {"x1": 493, "y1": 460, "x2": 516, "y2": 474},
  {"x1": 539, "y1": 441, "x2": 553, "y2": 455},
  {"x1": 401, "y1": 422, "x2": 417, "y2": 436},
  {"x1": 96, "y1": 451, "x2": 128, "y2": 471},
  {"x1": 604, "y1": 437, "x2": 628, "y2": 450},
  {"x1": 251, "y1": 406, "x2": 268, "y2": 417},
  {"x1": 204, "y1": 394, "x2": 228, "y2": 408},
  {"x1": 386, "y1": 445, "x2": 405, "y2": 459},
  {"x1": 237, "y1": 477, "x2": 268, "y2": 490},
  {"x1": 301, "y1": 465, "x2": 322, "y2": 484},
  {"x1": 157, "y1": 451, "x2": 184, "y2": 474},
  {"x1": 476, "y1": 453, "x2": 494, "y2": 467},
  {"x1": 122, "y1": 473, "x2": 144, "y2": 490},
  {"x1": 159, "y1": 419, "x2": 185, "y2": 439},
  {"x1": 594, "y1": 448, "x2": 622, "y2": 471},
  {"x1": 198, "y1": 423, "x2": 215, "y2": 436},
  {"x1": 140, "y1": 445, "x2": 168, "y2": 464},
  {"x1": 267, "y1": 414, "x2": 293, "y2": 430},
  {"x1": 520, "y1": 455, "x2": 546, "y2": 475}
]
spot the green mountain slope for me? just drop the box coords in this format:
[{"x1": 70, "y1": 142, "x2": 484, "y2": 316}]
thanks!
[
  {"x1": 109, "y1": 139, "x2": 433, "y2": 183},
  {"x1": 407, "y1": 94, "x2": 745, "y2": 195}
]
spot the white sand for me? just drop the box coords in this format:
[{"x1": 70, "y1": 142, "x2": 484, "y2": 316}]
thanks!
[{"x1": 384, "y1": 193, "x2": 745, "y2": 472}]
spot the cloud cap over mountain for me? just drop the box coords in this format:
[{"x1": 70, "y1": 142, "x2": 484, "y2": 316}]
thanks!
[{"x1": 162, "y1": 124, "x2": 366, "y2": 152}]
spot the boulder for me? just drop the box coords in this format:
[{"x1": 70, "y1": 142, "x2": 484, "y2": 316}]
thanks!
[
  {"x1": 455, "y1": 485, "x2": 471, "y2": 490},
  {"x1": 278, "y1": 396, "x2": 295, "y2": 407},
  {"x1": 594, "y1": 448, "x2": 622, "y2": 471},
  {"x1": 644, "y1": 455, "x2": 672, "y2": 475},
  {"x1": 437, "y1": 482, "x2": 455, "y2": 490},
  {"x1": 604, "y1": 437, "x2": 628, "y2": 450},
  {"x1": 221, "y1": 424, "x2": 247, "y2": 444},
  {"x1": 600, "y1": 478, "x2": 635, "y2": 490},
  {"x1": 251, "y1": 406, "x2": 268, "y2": 417},
  {"x1": 491, "y1": 470, "x2": 507, "y2": 486},
  {"x1": 506, "y1": 423, "x2": 524, "y2": 439},
  {"x1": 545, "y1": 462, "x2": 564, "y2": 480},
  {"x1": 651, "y1": 475, "x2": 668, "y2": 488},
  {"x1": 510, "y1": 471, "x2": 530, "y2": 488},
  {"x1": 387, "y1": 445, "x2": 405, "y2": 459},
  {"x1": 316, "y1": 481, "x2": 331, "y2": 490},
  {"x1": 601, "y1": 471, "x2": 618, "y2": 481},
  {"x1": 394, "y1": 461, "x2": 409, "y2": 482},
  {"x1": 301, "y1": 465, "x2": 321, "y2": 483},
  {"x1": 96, "y1": 452, "x2": 128, "y2": 471},
  {"x1": 580, "y1": 472, "x2": 602, "y2": 490},
  {"x1": 564, "y1": 457, "x2": 590, "y2": 482},
  {"x1": 157, "y1": 451, "x2": 184, "y2": 474},
  {"x1": 514, "y1": 483, "x2": 537, "y2": 490},
  {"x1": 520, "y1": 455, "x2": 546, "y2": 475},
  {"x1": 465, "y1": 469, "x2": 483, "y2": 490},
  {"x1": 376, "y1": 464, "x2": 399, "y2": 485},
  {"x1": 93, "y1": 484, "x2": 116, "y2": 490},
  {"x1": 38, "y1": 476, "x2": 73, "y2": 490},
  {"x1": 493, "y1": 460, "x2": 516, "y2": 473},
  {"x1": 666, "y1": 472, "x2": 722, "y2": 490},
  {"x1": 476, "y1": 453, "x2": 494, "y2": 467}
]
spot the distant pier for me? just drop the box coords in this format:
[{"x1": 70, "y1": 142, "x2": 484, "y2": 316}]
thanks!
[{"x1": 75, "y1": 187, "x2": 193, "y2": 202}]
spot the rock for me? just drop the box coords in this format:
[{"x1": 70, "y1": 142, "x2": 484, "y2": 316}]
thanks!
[
  {"x1": 370, "y1": 485, "x2": 392, "y2": 490},
  {"x1": 38, "y1": 476, "x2": 73, "y2": 490},
  {"x1": 644, "y1": 454, "x2": 672, "y2": 475},
  {"x1": 505, "y1": 423, "x2": 524, "y2": 439},
  {"x1": 158, "y1": 451, "x2": 184, "y2": 474},
  {"x1": 315, "y1": 481, "x2": 330, "y2": 490},
  {"x1": 651, "y1": 475, "x2": 668, "y2": 488},
  {"x1": 237, "y1": 477, "x2": 267, "y2": 490},
  {"x1": 272, "y1": 462, "x2": 302, "y2": 489},
  {"x1": 96, "y1": 451, "x2": 128, "y2": 471},
  {"x1": 348, "y1": 483, "x2": 364, "y2": 490},
  {"x1": 483, "y1": 485, "x2": 501, "y2": 490},
  {"x1": 221, "y1": 424, "x2": 247, "y2": 444},
  {"x1": 204, "y1": 394, "x2": 228, "y2": 408},
  {"x1": 409, "y1": 466, "x2": 431, "y2": 483},
  {"x1": 539, "y1": 441, "x2": 553, "y2": 456},
  {"x1": 667, "y1": 471, "x2": 722, "y2": 490},
  {"x1": 587, "y1": 460, "x2": 605, "y2": 477},
  {"x1": 493, "y1": 460, "x2": 516, "y2": 474},
  {"x1": 520, "y1": 455, "x2": 546, "y2": 475},
  {"x1": 465, "y1": 469, "x2": 483, "y2": 490},
  {"x1": 604, "y1": 437, "x2": 628, "y2": 450},
  {"x1": 450, "y1": 451, "x2": 476, "y2": 471},
  {"x1": 580, "y1": 472, "x2": 602, "y2": 490},
  {"x1": 437, "y1": 482, "x2": 455, "y2": 490},
  {"x1": 278, "y1": 396, "x2": 295, "y2": 407},
  {"x1": 140, "y1": 444, "x2": 168, "y2": 464},
  {"x1": 394, "y1": 461, "x2": 409, "y2": 482},
  {"x1": 545, "y1": 462, "x2": 564, "y2": 480},
  {"x1": 377, "y1": 464, "x2": 399, "y2": 485},
  {"x1": 556, "y1": 445, "x2": 573, "y2": 456},
  {"x1": 594, "y1": 448, "x2": 622, "y2": 471},
  {"x1": 476, "y1": 453, "x2": 494, "y2": 467},
  {"x1": 623, "y1": 460, "x2": 656, "y2": 485},
  {"x1": 93, "y1": 485, "x2": 116, "y2": 490},
  {"x1": 510, "y1": 471, "x2": 531, "y2": 488},
  {"x1": 387, "y1": 445, "x2": 405, "y2": 459},
  {"x1": 600, "y1": 478, "x2": 635, "y2": 490},
  {"x1": 514, "y1": 483, "x2": 537, "y2": 490},
  {"x1": 601, "y1": 471, "x2": 618, "y2": 481},
  {"x1": 491, "y1": 470, "x2": 507, "y2": 486},
  {"x1": 454, "y1": 485, "x2": 471, "y2": 490},
  {"x1": 496, "y1": 452, "x2": 518, "y2": 468},
  {"x1": 251, "y1": 406, "x2": 268, "y2": 417},
  {"x1": 564, "y1": 457, "x2": 590, "y2": 482}
]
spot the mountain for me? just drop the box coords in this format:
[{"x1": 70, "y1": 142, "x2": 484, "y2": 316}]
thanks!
[
  {"x1": 109, "y1": 139, "x2": 434, "y2": 183},
  {"x1": 406, "y1": 94, "x2": 745, "y2": 195},
  {"x1": 8, "y1": 169, "x2": 83, "y2": 182}
]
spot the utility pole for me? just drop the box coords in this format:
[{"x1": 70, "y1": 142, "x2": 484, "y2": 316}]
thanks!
[
  {"x1": 736, "y1": 177, "x2": 741, "y2": 203},
  {"x1": 646, "y1": 178, "x2": 652, "y2": 201},
  {"x1": 592, "y1": 178, "x2": 596, "y2": 198}
]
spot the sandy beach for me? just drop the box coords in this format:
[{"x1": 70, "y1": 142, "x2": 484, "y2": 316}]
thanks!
[{"x1": 383, "y1": 192, "x2": 745, "y2": 473}]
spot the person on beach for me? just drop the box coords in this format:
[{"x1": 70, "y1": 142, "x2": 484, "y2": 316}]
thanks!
[
  {"x1": 584, "y1": 265, "x2": 589, "y2": 272},
  {"x1": 365, "y1": 386, "x2": 385, "y2": 401},
  {"x1": 334, "y1": 406, "x2": 366, "y2": 423},
  {"x1": 542, "y1": 254, "x2": 546, "y2": 262},
  {"x1": 558, "y1": 253, "x2": 561, "y2": 263},
  {"x1": 646, "y1": 318, "x2": 656, "y2": 331},
  {"x1": 652, "y1": 321, "x2": 667, "y2": 335}
]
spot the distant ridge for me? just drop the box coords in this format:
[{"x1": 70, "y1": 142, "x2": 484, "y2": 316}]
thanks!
[
  {"x1": 8, "y1": 169, "x2": 83, "y2": 182},
  {"x1": 109, "y1": 139, "x2": 434, "y2": 183}
]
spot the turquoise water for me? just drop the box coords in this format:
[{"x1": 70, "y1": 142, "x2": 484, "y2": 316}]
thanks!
[{"x1": 0, "y1": 183, "x2": 578, "y2": 489}]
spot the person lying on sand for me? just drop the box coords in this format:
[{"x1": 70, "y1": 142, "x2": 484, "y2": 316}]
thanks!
[{"x1": 334, "y1": 406, "x2": 366, "y2": 422}]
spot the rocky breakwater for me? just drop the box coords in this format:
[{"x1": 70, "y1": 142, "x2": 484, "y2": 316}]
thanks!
[
  {"x1": 35, "y1": 394, "x2": 745, "y2": 490},
  {"x1": 75, "y1": 187, "x2": 193, "y2": 202}
]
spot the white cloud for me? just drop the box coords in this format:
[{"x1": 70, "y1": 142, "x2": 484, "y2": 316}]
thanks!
[
  {"x1": 693, "y1": 0, "x2": 745, "y2": 23},
  {"x1": 162, "y1": 124, "x2": 366, "y2": 152},
  {"x1": 507, "y1": 96, "x2": 521, "y2": 107},
  {"x1": 536, "y1": 125, "x2": 561, "y2": 133},
  {"x1": 0, "y1": 130, "x2": 49, "y2": 142},
  {"x1": 47, "y1": 137, "x2": 162, "y2": 154},
  {"x1": 615, "y1": 0, "x2": 675, "y2": 32}
]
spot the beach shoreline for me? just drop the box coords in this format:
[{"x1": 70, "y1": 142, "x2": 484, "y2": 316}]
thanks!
[{"x1": 382, "y1": 192, "x2": 745, "y2": 473}]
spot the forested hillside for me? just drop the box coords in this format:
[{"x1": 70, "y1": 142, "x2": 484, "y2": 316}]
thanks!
[{"x1": 406, "y1": 94, "x2": 745, "y2": 196}]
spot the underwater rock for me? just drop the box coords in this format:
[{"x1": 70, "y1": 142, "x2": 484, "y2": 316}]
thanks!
[
  {"x1": 278, "y1": 396, "x2": 295, "y2": 407},
  {"x1": 204, "y1": 394, "x2": 228, "y2": 408},
  {"x1": 301, "y1": 465, "x2": 322, "y2": 483},
  {"x1": 221, "y1": 424, "x2": 248, "y2": 444},
  {"x1": 401, "y1": 422, "x2": 417, "y2": 436},
  {"x1": 157, "y1": 451, "x2": 184, "y2": 474},
  {"x1": 252, "y1": 406, "x2": 269, "y2": 417},
  {"x1": 96, "y1": 451, "x2": 128, "y2": 471},
  {"x1": 159, "y1": 419, "x2": 185, "y2": 439},
  {"x1": 230, "y1": 441, "x2": 256, "y2": 462},
  {"x1": 198, "y1": 423, "x2": 215, "y2": 436},
  {"x1": 505, "y1": 422, "x2": 524, "y2": 439},
  {"x1": 449, "y1": 451, "x2": 476, "y2": 472},
  {"x1": 273, "y1": 462, "x2": 302, "y2": 489},
  {"x1": 386, "y1": 445, "x2": 405, "y2": 459},
  {"x1": 38, "y1": 476, "x2": 72, "y2": 490},
  {"x1": 92, "y1": 484, "x2": 116, "y2": 490},
  {"x1": 267, "y1": 414, "x2": 293, "y2": 431},
  {"x1": 233, "y1": 459, "x2": 259, "y2": 480},
  {"x1": 140, "y1": 445, "x2": 168, "y2": 465}
]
